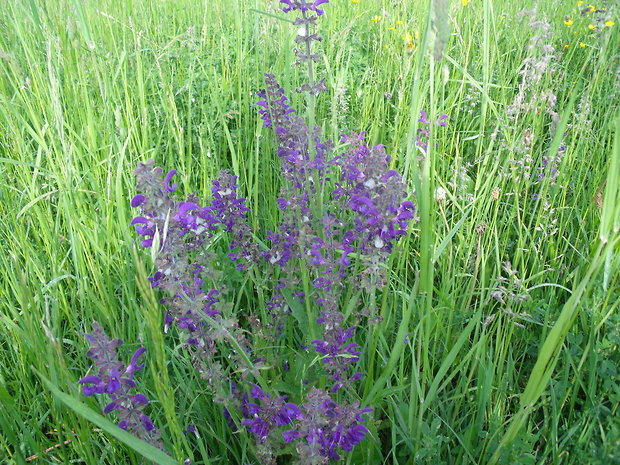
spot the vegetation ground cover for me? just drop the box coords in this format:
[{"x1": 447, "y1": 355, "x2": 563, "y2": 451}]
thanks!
[{"x1": 0, "y1": 0, "x2": 618, "y2": 464}]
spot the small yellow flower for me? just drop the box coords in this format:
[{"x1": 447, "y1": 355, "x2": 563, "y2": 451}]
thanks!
[
  {"x1": 579, "y1": 42, "x2": 586, "y2": 47},
  {"x1": 588, "y1": 24, "x2": 596, "y2": 30},
  {"x1": 396, "y1": 20, "x2": 404, "y2": 25},
  {"x1": 564, "y1": 19, "x2": 574, "y2": 26},
  {"x1": 462, "y1": 0, "x2": 470, "y2": 5},
  {"x1": 605, "y1": 20, "x2": 615, "y2": 27},
  {"x1": 577, "y1": 0, "x2": 584, "y2": 4},
  {"x1": 387, "y1": 26, "x2": 395, "y2": 30},
  {"x1": 564, "y1": 44, "x2": 571, "y2": 48},
  {"x1": 404, "y1": 33, "x2": 413, "y2": 42},
  {"x1": 586, "y1": 5, "x2": 595, "y2": 13},
  {"x1": 352, "y1": 0, "x2": 359, "y2": 3},
  {"x1": 371, "y1": 15, "x2": 381, "y2": 22}
]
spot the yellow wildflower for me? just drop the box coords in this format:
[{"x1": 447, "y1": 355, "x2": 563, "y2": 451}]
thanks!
[
  {"x1": 404, "y1": 33, "x2": 413, "y2": 42},
  {"x1": 564, "y1": 44, "x2": 571, "y2": 48},
  {"x1": 588, "y1": 24, "x2": 596, "y2": 30},
  {"x1": 586, "y1": 5, "x2": 595, "y2": 13},
  {"x1": 352, "y1": 0, "x2": 359, "y2": 3},
  {"x1": 371, "y1": 15, "x2": 381, "y2": 22},
  {"x1": 387, "y1": 26, "x2": 395, "y2": 30},
  {"x1": 579, "y1": 42, "x2": 586, "y2": 47},
  {"x1": 564, "y1": 19, "x2": 574, "y2": 26},
  {"x1": 396, "y1": 20, "x2": 404, "y2": 25},
  {"x1": 605, "y1": 20, "x2": 615, "y2": 27},
  {"x1": 462, "y1": 0, "x2": 470, "y2": 5},
  {"x1": 577, "y1": 0, "x2": 584, "y2": 5}
]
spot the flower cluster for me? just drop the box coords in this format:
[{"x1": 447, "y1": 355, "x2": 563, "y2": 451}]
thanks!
[
  {"x1": 280, "y1": 0, "x2": 329, "y2": 16},
  {"x1": 284, "y1": 388, "x2": 371, "y2": 463},
  {"x1": 130, "y1": 160, "x2": 259, "y2": 381},
  {"x1": 257, "y1": 73, "x2": 414, "y2": 393},
  {"x1": 280, "y1": 0, "x2": 329, "y2": 94},
  {"x1": 237, "y1": 385, "x2": 371, "y2": 465},
  {"x1": 256, "y1": 73, "x2": 330, "y2": 190},
  {"x1": 240, "y1": 384, "x2": 303, "y2": 442},
  {"x1": 492, "y1": 10, "x2": 567, "y2": 190},
  {"x1": 79, "y1": 322, "x2": 164, "y2": 450}
]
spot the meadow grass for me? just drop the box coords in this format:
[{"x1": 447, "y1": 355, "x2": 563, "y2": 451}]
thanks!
[{"x1": 0, "y1": 0, "x2": 619, "y2": 464}]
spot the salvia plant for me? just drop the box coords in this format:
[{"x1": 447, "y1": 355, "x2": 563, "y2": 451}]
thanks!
[
  {"x1": 79, "y1": 322, "x2": 164, "y2": 452},
  {"x1": 78, "y1": 1, "x2": 422, "y2": 463}
]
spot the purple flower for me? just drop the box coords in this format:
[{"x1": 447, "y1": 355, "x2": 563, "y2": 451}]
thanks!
[
  {"x1": 130, "y1": 194, "x2": 146, "y2": 207},
  {"x1": 130, "y1": 216, "x2": 156, "y2": 248},
  {"x1": 164, "y1": 169, "x2": 177, "y2": 192},
  {"x1": 183, "y1": 424, "x2": 199, "y2": 437},
  {"x1": 283, "y1": 429, "x2": 301, "y2": 443},
  {"x1": 436, "y1": 114, "x2": 449, "y2": 126}
]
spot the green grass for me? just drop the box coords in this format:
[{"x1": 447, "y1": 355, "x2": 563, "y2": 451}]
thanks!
[{"x1": 1, "y1": 0, "x2": 619, "y2": 464}]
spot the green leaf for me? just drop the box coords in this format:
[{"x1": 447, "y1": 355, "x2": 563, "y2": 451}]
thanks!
[
  {"x1": 33, "y1": 368, "x2": 178, "y2": 465},
  {"x1": 281, "y1": 287, "x2": 309, "y2": 332},
  {"x1": 432, "y1": 205, "x2": 472, "y2": 263}
]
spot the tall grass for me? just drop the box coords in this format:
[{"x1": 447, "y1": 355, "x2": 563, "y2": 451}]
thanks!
[{"x1": 0, "y1": 0, "x2": 618, "y2": 464}]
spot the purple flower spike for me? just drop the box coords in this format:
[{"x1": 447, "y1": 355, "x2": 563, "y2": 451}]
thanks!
[
  {"x1": 280, "y1": 0, "x2": 294, "y2": 11},
  {"x1": 78, "y1": 322, "x2": 165, "y2": 452},
  {"x1": 250, "y1": 383, "x2": 266, "y2": 400},
  {"x1": 183, "y1": 424, "x2": 198, "y2": 437}
]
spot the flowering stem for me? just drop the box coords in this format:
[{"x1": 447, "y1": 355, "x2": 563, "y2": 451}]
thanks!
[
  {"x1": 298, "y1": 254, "x2": 317, "y2": 342},
  {"x1": 177, "y1": 289, "x2": 272, "y2": 395},
  {"x1": 302, "y1": 9, "x2": 319, "y2": 209},
  {"x1": 302, "y1": 9, "x2": 317, "y2": 130}
]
